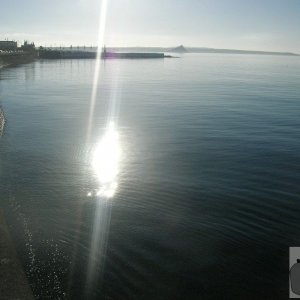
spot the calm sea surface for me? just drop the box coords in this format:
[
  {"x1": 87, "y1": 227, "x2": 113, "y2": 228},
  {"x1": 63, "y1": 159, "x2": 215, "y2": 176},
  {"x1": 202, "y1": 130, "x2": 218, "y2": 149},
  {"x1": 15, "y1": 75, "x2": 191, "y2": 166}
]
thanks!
[{"x1": 0, "y1": 54, "x2": 300, "y2": 299}]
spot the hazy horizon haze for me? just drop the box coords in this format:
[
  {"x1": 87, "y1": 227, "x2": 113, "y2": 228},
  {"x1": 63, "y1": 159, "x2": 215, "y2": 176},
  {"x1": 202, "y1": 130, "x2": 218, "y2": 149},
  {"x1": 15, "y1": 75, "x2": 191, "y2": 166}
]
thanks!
[{"x1": 1, "y1": 0, "x2": 300, "y2": 52}]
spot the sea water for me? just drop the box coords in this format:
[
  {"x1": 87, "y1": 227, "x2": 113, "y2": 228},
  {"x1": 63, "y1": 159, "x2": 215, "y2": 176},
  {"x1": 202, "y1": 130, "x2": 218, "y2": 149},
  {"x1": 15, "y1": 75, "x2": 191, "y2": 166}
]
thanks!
[{"x1": 0, "y1": 54, "x2": 300, "y2": 299}]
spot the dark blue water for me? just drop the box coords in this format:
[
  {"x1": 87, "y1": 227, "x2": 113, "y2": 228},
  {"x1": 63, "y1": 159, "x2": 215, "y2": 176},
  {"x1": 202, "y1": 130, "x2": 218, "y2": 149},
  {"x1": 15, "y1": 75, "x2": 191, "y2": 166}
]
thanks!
[{"x1": 0, "y1": 54, "x2": 300, "y2": 299}]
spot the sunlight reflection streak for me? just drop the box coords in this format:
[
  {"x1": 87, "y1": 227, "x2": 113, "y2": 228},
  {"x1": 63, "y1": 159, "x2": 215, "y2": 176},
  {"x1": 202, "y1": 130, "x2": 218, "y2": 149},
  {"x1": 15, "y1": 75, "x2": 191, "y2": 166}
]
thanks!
[
  {"x1": 86, "y1": 0, "x2": 108, "y2": 144},
  {"x1": 92, "y1": 122, "x2": 121, "y2": 198},
  {"x1": 85, "y1": 0, "x2": 109, "y2": 297}
]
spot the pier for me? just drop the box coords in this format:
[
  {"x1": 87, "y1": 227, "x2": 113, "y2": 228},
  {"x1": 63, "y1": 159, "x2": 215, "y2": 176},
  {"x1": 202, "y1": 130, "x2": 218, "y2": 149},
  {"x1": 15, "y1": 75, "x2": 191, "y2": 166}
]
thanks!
[
  {"x1": 38, "y1": 48, "x2": 173, "y2": 59},
  {"x1": 101, "y1": 51, "x2": 166, "y2": 59}
]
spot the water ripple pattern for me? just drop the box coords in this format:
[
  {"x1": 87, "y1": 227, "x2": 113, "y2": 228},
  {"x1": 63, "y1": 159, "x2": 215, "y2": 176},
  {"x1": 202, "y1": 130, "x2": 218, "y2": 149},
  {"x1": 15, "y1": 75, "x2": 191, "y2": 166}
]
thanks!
[{"x1": 0, "y1": 54, "x2": 299, "y2": 299}]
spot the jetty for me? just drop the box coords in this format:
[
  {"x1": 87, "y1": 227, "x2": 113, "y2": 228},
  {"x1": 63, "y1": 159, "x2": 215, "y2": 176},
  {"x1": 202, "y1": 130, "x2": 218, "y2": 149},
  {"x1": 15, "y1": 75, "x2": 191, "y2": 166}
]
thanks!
[
  {"x1": 101, "y1": 46, "x2": 171, "y2": 59},
  {"x1": 102, "y1": 52, "x2": 165, "y2": 59},
  {"x1": 38, "y1": 46, "x2": 174, "y2": 60},
  {"x1": 101, "y1": 50, "x2": 166, "y2": 59}
]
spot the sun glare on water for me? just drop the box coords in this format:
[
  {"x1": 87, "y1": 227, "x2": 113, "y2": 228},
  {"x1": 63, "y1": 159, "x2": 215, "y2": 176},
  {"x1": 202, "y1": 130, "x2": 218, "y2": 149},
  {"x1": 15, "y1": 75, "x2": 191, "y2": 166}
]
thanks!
[{"x1": 91, "y1": 122, "x2": 121, "y2": 198}]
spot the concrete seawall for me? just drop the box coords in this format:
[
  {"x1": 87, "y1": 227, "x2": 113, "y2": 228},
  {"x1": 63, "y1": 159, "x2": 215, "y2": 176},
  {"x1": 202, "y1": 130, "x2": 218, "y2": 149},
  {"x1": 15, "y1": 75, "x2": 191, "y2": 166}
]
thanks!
[
  {"x1": 0, "y1": 211, "x2": 34, "y2": 299},
  {"x1": 0, "y1": 52, "x2": 36, "y2": 68},
  {"x1": 38, "y1": 49, "x2": 173, "y2": 59}
]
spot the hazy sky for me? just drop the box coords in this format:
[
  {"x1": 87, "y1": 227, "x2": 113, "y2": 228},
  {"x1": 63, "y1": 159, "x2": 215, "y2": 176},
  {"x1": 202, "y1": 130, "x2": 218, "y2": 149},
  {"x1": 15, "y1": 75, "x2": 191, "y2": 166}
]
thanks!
[{"x1": 1, "y1": 0, "x2": 300, "y2": 52}]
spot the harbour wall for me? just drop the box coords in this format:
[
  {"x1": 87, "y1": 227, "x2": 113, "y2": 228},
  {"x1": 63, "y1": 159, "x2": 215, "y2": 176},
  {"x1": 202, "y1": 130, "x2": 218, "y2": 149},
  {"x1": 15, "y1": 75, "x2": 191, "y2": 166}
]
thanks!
[
  {"x1": 0, "y1": 52, "x2": 36, "y2": 68},
  {"x1": 102, "y1": 52, "x2": 165, "y2": 59},
  {"x1": 39, "y1": 49, "x2": 96, "y2": 59},
  {"x1": 39, "y1": 49, "x2": 169, "y2": 59}
]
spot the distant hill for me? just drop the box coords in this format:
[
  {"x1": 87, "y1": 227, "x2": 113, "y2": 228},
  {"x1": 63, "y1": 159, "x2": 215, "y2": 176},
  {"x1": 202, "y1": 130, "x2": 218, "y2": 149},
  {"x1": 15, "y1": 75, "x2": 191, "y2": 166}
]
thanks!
[{"x1": 169, "y1": 45, "x2": 188, "y2": 53}]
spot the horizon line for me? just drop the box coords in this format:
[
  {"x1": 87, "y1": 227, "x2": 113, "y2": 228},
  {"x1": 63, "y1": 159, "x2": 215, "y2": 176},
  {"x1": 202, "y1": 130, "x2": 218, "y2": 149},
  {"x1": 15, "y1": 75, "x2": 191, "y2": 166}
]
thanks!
[{"x1": 40, "y1": 44, "x2": 299, "y2": 55}]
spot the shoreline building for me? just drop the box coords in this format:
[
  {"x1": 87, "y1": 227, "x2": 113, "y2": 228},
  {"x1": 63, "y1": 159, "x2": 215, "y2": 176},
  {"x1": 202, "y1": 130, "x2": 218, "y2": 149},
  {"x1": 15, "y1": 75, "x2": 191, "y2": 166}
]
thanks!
[{"x1": 0, "y1": 41, "x2": 17, "y2": 51}]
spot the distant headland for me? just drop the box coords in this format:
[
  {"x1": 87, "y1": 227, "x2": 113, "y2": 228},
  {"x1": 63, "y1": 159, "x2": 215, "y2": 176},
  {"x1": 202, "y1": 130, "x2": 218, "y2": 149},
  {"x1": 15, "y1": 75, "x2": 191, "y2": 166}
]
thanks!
[
  {"x1": 37, "y1": 44, "x2": 299, "y2": 59},
  {"x1": 110, "y1": 45, "x2": 299, "y2": 56},
  {"x1": 0, "y1": 40, "x2": 299, "y2": 68}
]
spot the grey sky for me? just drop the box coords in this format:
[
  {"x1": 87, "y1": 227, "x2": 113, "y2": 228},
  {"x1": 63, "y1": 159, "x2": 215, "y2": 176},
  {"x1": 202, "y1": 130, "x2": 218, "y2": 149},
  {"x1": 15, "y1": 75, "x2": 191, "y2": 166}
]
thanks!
[{"x1": 1, "y1": 0, "x2": 300, "y2": 52}]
